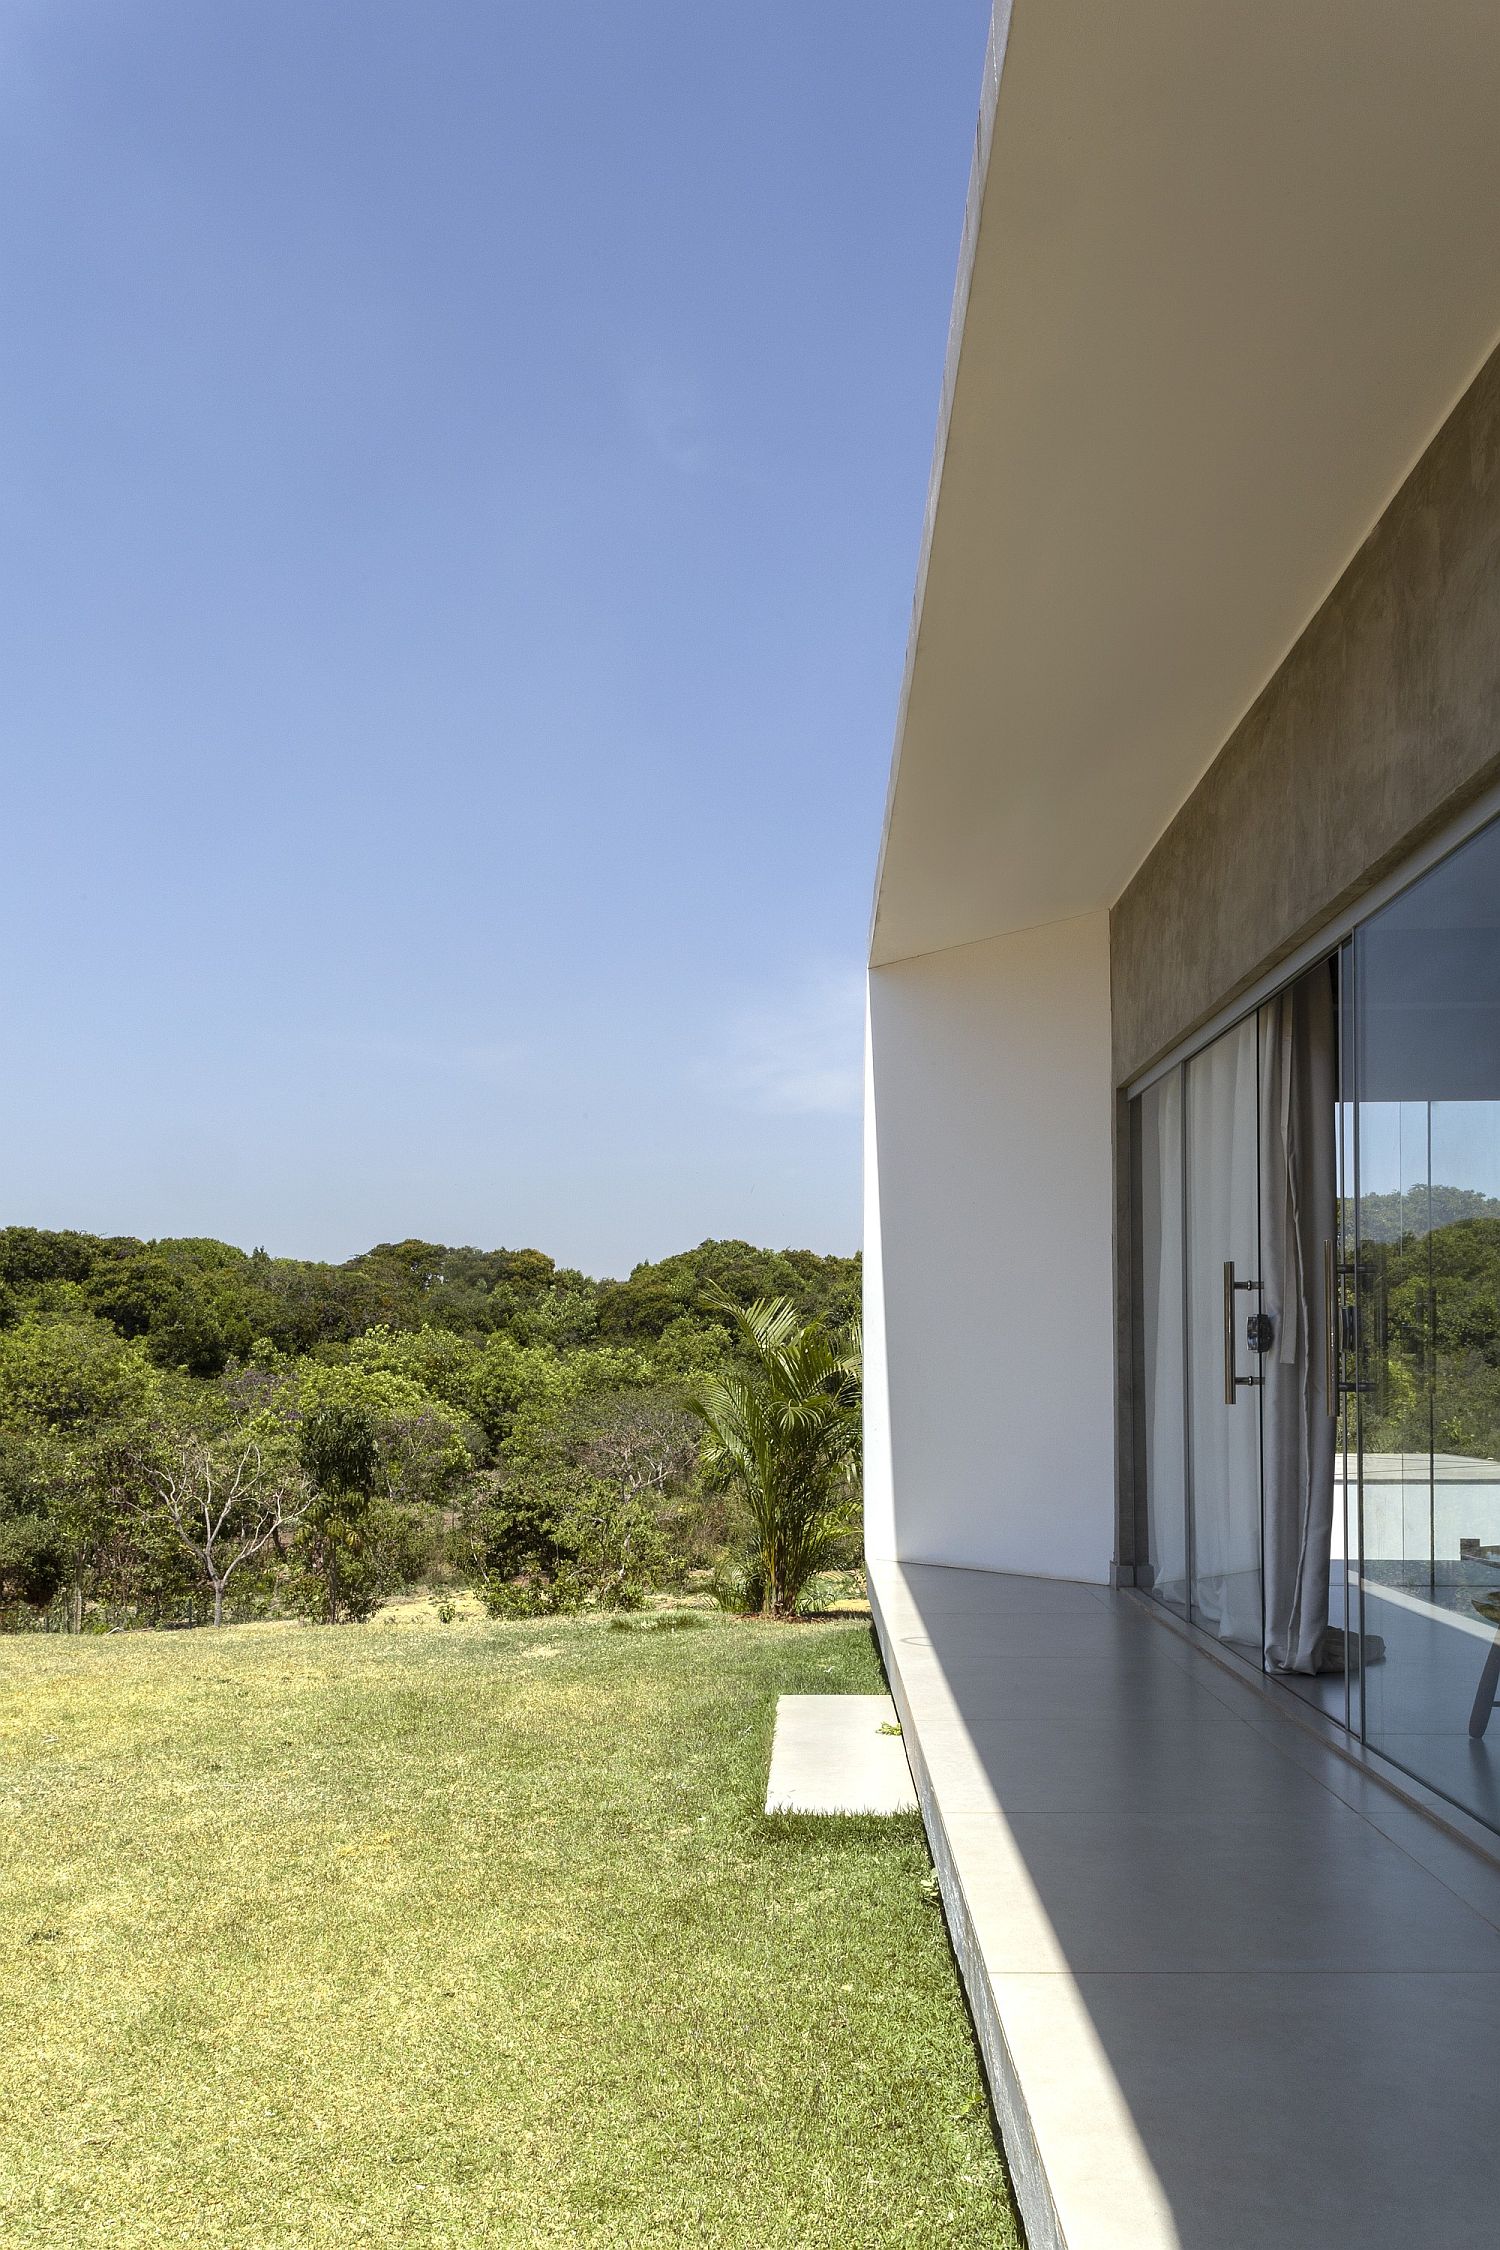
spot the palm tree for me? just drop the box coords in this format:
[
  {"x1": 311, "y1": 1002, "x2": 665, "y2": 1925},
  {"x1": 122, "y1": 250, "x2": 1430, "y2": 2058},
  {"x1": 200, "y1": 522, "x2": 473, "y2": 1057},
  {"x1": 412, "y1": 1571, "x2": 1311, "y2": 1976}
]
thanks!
[{"x1": 690, "y1": 1297, "x2": 861, "y2": 1617}]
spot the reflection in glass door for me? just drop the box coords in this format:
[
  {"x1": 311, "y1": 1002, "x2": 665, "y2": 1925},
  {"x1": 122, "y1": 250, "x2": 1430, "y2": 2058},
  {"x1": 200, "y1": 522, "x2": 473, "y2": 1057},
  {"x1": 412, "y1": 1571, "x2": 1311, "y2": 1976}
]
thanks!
[{"x1": 1349, "y1": 812, "x2": 1500, "y2": 1831}]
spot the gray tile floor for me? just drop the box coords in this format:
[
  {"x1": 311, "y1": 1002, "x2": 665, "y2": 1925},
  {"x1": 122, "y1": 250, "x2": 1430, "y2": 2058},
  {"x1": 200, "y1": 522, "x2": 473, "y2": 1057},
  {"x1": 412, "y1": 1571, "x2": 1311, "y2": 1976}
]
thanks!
[
  {"x1": 871, "y1": 1557, "x2": 1500, "y2": 2250},
  {"x1": 1229, "y1": 1572, "x2": 1500, "y2": 1828}
]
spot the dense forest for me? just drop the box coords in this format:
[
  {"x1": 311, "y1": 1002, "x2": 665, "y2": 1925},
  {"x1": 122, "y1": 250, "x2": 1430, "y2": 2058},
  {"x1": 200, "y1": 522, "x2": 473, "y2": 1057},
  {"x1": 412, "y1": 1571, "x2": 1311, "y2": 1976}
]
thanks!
[{"x1": 0, "y1": 1228, "x2": 861, "y2": 1631}]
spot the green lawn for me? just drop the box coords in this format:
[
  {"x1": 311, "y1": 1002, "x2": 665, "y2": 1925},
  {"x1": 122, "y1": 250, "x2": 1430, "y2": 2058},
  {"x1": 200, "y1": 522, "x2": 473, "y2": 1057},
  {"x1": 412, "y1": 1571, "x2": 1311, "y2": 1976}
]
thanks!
[{"x1": 0, "y1": 1610, "x2": 1017, "y2": 2248}]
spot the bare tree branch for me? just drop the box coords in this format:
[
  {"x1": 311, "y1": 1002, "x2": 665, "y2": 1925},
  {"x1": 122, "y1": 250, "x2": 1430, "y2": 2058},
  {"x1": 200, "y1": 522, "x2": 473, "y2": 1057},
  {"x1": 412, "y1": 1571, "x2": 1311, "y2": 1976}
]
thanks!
[{"x1": 141, "y1": 1433, "x2": 310, "y2": 1626}]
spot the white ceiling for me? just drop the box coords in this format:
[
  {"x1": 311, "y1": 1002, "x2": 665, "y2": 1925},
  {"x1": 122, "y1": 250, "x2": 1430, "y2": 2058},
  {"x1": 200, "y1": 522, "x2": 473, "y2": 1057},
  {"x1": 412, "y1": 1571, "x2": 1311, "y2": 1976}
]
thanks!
[{"x1": 870, "y1": 0, "x2": 1500, "y2": 967}]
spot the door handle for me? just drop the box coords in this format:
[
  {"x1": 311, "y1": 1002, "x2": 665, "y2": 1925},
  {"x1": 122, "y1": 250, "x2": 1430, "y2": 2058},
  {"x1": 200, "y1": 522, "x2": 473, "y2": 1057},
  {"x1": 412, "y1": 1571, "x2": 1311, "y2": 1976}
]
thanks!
[{"x1": 1223, "y1": 1261, "x2": 1263, "y2": 1405}]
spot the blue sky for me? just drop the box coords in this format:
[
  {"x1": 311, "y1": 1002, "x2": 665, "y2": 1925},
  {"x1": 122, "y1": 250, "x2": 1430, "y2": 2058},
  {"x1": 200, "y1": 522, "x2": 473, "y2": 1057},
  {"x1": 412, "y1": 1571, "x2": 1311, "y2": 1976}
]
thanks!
[{"x1": 0, "y1": 1, "x2": 990, "y2": 1277}]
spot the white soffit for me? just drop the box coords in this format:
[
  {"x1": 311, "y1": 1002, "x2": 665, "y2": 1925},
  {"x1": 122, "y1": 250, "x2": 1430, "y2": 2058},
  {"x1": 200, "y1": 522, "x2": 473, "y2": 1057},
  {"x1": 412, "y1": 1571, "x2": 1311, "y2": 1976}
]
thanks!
[{"x1": 870, "y1": 0, "x2": 1500, "y2": 969}]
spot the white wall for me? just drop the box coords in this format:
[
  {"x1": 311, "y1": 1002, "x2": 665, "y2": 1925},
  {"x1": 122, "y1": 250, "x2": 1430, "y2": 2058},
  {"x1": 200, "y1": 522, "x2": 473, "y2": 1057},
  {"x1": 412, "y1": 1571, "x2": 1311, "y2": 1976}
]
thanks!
[
  {"x1": 864, "y1": 912, "x2": 1117, "y2": 1582},
  {"x1": 862, "y1": 984, "x2": 897, "y2": 1563}
]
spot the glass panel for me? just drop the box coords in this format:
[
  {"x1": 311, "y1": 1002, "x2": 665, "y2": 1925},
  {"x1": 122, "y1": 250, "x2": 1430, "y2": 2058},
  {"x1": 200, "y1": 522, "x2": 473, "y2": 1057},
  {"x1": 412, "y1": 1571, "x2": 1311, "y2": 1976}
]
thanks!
[
  {"x1": 1335, "y1": 1007, "x2": 1359, "y2": 1738},
  {"x1": 1185, "y1": 1017, "x2": 1263, "y2": 1654},
  {"x1": 1352, "y1": 813, "x2": 1500, "y2": 1831},
  {"x1": 1138, "y1": 1068, "x2": 1187, "y2": 1614}
]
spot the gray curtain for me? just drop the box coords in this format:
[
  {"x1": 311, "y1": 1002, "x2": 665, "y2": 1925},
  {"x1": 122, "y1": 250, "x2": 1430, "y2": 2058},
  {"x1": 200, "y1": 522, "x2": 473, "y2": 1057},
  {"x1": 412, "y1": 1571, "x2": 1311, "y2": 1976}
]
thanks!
[{"x1": 1260, "y1": 963, "x2": 1338, "y2": 1673}]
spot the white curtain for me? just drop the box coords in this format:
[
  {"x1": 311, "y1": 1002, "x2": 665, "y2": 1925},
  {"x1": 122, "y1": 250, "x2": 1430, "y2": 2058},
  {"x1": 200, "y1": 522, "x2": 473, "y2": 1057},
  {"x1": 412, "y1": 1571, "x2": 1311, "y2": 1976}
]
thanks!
[
  {"x1": 1141, "y1": 1071, "x2": 1186, "y2": 1607},
  {"x1": 1141, "y1": 966, "x2": 1338, "y2": 1665},
  {"x1": 1187, "y1": 1018, "x2": 1264, "y2": 1649}
]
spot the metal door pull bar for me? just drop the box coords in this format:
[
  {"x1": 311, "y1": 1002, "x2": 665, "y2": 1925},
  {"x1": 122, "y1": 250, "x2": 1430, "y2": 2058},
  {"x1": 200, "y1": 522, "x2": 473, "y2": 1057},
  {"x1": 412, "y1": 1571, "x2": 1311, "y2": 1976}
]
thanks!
[{"x1": 1222, "y1": 1261, "x2": 1262, "y2": 1405}]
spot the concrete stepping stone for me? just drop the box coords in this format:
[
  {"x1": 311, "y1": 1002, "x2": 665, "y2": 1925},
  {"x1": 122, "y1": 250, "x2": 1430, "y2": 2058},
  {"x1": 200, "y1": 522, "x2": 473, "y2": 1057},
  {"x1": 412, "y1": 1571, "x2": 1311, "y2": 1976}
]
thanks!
[{"x1": 765, "y1": 1693, "x2": 918, "y2": 1814}]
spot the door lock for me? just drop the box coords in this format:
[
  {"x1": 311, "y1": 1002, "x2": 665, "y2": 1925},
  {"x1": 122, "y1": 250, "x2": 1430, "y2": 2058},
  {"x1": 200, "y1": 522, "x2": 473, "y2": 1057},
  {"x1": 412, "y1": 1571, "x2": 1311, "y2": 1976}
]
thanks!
[{"x1": 1246, "y1": 1311, "x2": 1275, "y2": 1355}]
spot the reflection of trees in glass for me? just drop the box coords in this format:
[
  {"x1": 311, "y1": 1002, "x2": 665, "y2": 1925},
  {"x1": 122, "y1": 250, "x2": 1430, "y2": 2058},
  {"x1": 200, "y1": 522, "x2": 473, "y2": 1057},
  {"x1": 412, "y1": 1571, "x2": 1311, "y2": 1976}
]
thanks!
[
  {"x1": 1354, "y1": 1186, "x2": 1500, "y2": 1245},
  {"x1": 1347, "y1": 1195, "x2": 1500, "y2": 1462}
]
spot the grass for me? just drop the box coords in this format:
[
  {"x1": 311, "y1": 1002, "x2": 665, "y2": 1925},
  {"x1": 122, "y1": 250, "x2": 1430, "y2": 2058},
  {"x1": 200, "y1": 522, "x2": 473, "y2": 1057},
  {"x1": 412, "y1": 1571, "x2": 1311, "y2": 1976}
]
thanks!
[{"x1": 0, "y1": 1609, "x2": 1017, "y2": 2248}]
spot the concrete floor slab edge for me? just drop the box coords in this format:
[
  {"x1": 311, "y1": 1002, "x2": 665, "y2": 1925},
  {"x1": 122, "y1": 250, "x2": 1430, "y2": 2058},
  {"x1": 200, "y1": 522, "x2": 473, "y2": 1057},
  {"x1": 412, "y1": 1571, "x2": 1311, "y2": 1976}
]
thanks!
[{"x1": 870, "y1": 1565, "x2": 1067, "y2": 2250}]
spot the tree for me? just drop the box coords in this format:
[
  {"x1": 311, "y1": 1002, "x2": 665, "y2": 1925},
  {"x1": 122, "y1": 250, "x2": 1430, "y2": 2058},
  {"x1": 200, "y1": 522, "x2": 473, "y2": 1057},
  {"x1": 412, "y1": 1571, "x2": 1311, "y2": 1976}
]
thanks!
[
  {"x1": 466, "y1": 1386, "x2": 697, "y2": 1612},
  {"x1": 0, "y1": 1316, "x2": 164, "y2": 1629},
  {"x1": 296, "y1": 1400, "x2": 382, "y2": 1624},
  {"x1": 0, "y1": 1430, "x2": 67, "y2": 1614},
  {"x1": 140, "y1": 1429, "x2": 309, "y2": 1626},
  {"x1": 0, "y1": 1227, "x2": 107, "y2": 1291},
  {"x1": 572, "y1": 1389, "x2": 699, "y2": 1514},
  {"x1": 594, "y1": 1240, "x2": 861, "y2": 1345},
  {"x1": 465, "y1": 1334, "x2": 651, "y2": 1456},
  {"x1": 0, "y1": 1313, "x2": 159, "y2": 1433},
  {"x1": 86, "y1": 1250, "x2": 248, "y2": 1376},
  {"x1": 347, "y1": 1325, "x2": 484, "y2": 1416},
  {"x1": 299, "y1": 1363, "x2": 477, "y2": 1505},
  {"x1": 292, "y1": 1366, "x2": 477, "y2": 1621},
  {"x1": 562, "y1": 1390, "x2": 699, "y2": 1606},
  {"x1": 690, "y1": 1298, "x2": 861, "y2": 1617}
]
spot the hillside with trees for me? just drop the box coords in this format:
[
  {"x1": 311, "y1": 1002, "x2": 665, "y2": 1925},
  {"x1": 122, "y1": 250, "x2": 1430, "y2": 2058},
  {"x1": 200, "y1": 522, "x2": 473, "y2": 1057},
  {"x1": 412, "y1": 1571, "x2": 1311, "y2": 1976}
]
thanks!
[
  {"x1": 1345, "y1": 1197, "x2": 1500, "y2": 1463},
  {"x1": 0, "y1": 1229, "x2": 861, "y2": 1632}
]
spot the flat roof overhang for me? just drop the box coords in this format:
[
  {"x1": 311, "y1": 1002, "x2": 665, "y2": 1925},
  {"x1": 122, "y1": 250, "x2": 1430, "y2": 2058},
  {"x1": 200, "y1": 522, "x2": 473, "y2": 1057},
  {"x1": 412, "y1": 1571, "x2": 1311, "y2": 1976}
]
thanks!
[{"x1": 871, "y1": 1, "x2": 1500, "y2": 970}]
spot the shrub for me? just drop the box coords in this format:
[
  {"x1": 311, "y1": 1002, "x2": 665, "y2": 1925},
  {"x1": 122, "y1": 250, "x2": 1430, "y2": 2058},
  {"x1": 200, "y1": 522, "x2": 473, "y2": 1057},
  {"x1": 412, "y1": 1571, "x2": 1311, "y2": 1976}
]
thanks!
[
  {"x1": 480, "y1": 1564, "x2": 587, "y2": 1619},
  {"x1": 465, "y1": 1384, "x2": 697, "y2": 1612},
  {"x1": 0, "y1": 1515, "x2": 66, "y2": 1609}
]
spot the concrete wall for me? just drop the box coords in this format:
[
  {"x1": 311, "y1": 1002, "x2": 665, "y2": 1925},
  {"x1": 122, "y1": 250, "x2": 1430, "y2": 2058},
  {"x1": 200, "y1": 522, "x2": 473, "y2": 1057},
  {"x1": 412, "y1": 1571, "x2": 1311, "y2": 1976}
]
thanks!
[
  {"x1": 1112, "y1": 338, "x2": 1500, "y2": 1086},
  {"x1": 865, "y1": 912, "x2": 1116, "y2": 1581}
]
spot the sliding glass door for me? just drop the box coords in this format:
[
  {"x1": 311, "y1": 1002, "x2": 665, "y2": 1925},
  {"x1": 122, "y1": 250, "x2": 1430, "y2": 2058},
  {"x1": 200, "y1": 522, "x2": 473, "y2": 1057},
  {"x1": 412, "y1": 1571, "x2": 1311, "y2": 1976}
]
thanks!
[{"x1": 1137, "y1": 807, "x2": 1500, "y2": 1837}]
